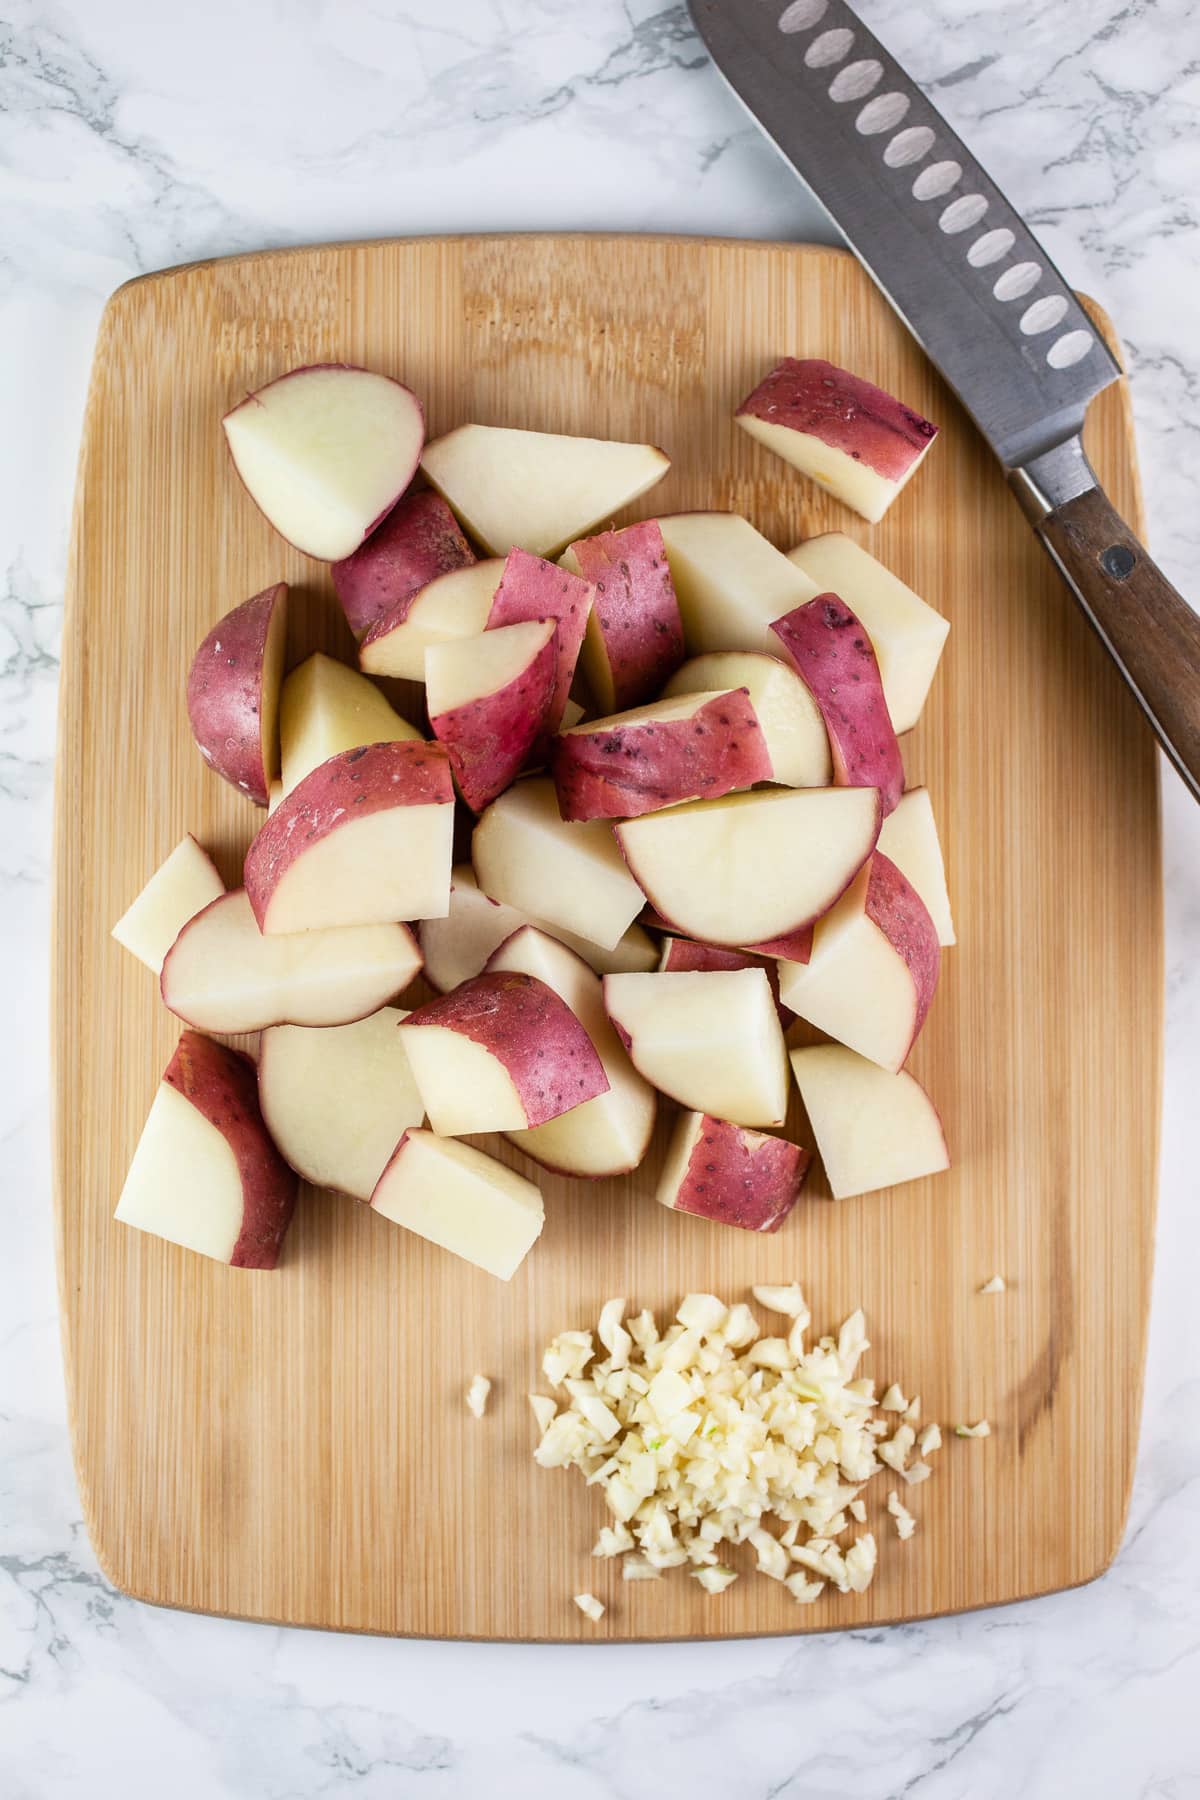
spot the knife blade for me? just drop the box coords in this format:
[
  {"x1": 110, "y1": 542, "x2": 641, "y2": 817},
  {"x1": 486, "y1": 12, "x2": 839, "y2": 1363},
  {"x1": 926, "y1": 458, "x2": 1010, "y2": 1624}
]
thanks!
[{"x1": 689, "y1": 0, "x2": 1200, "y2": 800}]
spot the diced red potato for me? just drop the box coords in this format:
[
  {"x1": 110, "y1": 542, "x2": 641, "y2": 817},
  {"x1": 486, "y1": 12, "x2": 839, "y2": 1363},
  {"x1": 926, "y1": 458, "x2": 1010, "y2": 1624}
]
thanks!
[
  {"x1": 771, "y1": 594, "x2": 904, "y2": 816},
  {"x1": 186, "y1": 583, "x2": 288, "y2": 806},
  {"x1": 332, "y1": 489, "x2": 474, "y2": 638},
  {"x1": 656, "y1": 1111, "x2": 810, "y2": 1234},
  {"x1": 473, "y1": 777, "x2": 646, "y2": 952},
  {"x1": 785, "y1": 534, "x2": 950, "y2": 735},
  {"x1": 161, "y1": 889, "x2": 423, "y2": 1033},
  {"x1": 243, "y1": 740, "x2": 454, "y2": 933},
  {"x1": 877, "y1": 787, "x2": 955, "y2": 946},
  {"x1": 778, "y1": 853, "x2": 940, "y2": 1073},
  {"x1": 398, "y1": 970, "x2": 610, "y2": 1138},
  {"x1": 549, "y1": 688, "x2": 771, "y2": 822},
  {"x1": 420, "y1": 423, "x2": 670, "y2": 558},
  {"x1": 657, "y1": 934, "x2": 791, "y2": 1023},
  {"x1": 279, "y1": 652, "x2": 422, "y2": 795},
  {"x1": 603, "y1": 968, "x2": 790, "y2": 1128},
  {"x1": 614, "y1": 785, "x2": 881, "y2": 950},
  {"x1": 657, "y1": 513, "x2": 820, "y2": 656},
  {"x1": 114, "y1": 1031, "x2": 297, "y2": 1268},
  {"x1": 257, "y1": 1008, "x2": 425, "y2": 1201},
  {"x1": 418, "y1": 864, "x2": 658, "y2": 993},
  {"x1": 790, "y1": 1044, "x2": 950, "y2": 1200},
  {"x1": 111, "y1": 835, "x2": 225, "y2": 974},
  {"x1": 358, "y1": 559, "x2": 505, "y2": 682},
  {"x1": 426, "y1": 620, "x2": 558, "y2": 811},
  {"x1": 485, "y1": 927, "x2": 656, "y2": 1179},
  {"x1": 561, "y1": 520, "x2": 685, "y2": 712},
  {"x1": 369, "y1": 1129, "x2": 544, "y2": 1281},
  {"x1": 662, "y1": 650, "x2": 831, "y2": 788},
  {"x1": 735, "y1": 359, "x2": 938, "y2": 525},
  {"x1": 742, "y1": 922, "x2": 814, "y2": 964},
  {"x1": 222, "y1": 364, "x2": 425, "y2": 561},
  {"x1": 486, "y1": 548, "x2": 594, "y2": 739}
]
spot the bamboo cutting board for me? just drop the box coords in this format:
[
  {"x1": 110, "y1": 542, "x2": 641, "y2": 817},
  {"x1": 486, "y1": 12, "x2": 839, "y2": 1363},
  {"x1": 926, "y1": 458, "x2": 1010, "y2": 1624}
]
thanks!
[{"x1": 53, "y1": 236, "x2": 1161, "y2": 1640}]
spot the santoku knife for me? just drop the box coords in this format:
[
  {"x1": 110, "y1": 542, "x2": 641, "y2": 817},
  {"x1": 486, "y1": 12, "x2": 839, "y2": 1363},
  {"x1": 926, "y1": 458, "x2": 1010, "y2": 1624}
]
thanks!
[{"x1": 688, "y1": 0, "x2": 1200, "y2": 800}]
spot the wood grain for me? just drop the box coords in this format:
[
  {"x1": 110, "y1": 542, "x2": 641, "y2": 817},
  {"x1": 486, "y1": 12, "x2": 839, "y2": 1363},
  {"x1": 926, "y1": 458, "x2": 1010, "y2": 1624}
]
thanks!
[{"x1": 53, "y1": 236, "x2": 1161, "y2": 1641}]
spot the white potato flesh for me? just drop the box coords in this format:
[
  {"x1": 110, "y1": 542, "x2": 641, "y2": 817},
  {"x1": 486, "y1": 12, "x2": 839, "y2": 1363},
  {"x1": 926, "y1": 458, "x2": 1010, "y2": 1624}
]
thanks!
[
  {"x1": 785, "y1": 535, "x2": 949, "y2": 734},
  {"x1": 790, "y1": 1044, "x2": 949, "y2": 1199},
  {"x1": 421, "y1": 424, "x2": 670, "y2": 558},
  {"x1": 419, "y1": 865, "x2": 657, "y2": 991},
  {"x1": 615, "y1": 786, "x2": 880, "y2": 948},
  {"x1": 737, "y1": 414, "x2": 929, "y2": 523},
  {"x1": 877, "y1": 787, "x2": 955, "y2": 945},
  {"x1": 370, "y1": 1129, "x2": 544, "y2": 1280},
  {"x1": 397, "y1": 1022, "x2": 528, "y2": 1136},
  {"x1": 425, "y1": 619, "x2": 556, "y2": 713},
  {"x1": 258, "y1": 802, "x2": 453, "y2": 932},
  {"x1": 473, "y1": 778, "x2": 645, "y2": 951},
  {"x1": 280, "y1": 653, "x2": 420, "y2": 794},
  {"x1": 488, "y1": 928, "x2": 656, "y2": 1177},
  {"x1": 358, "y1": 560, "x2": 505, "y2": 682},
  {"x1": 778, "y1": 865, "x2": 920, "y2": 1074},
  {"x1": 224, "y1": 367, "x2": 424, "y2": 561},
  {"x1": 258, "y1": 1008, "x2": 423, "y2": 1200},
  {"x1": 162, "y1": 890, "x2": 421, "y2": 1032},
  {"x1": 111, "y1": 836, "x2": 225, "y2": 974},
  {"x1": 657, "y1": 513, "x2": 820, "y2": 655},
  {"x1": 114, "y1": 1083, "x2": 243, "y2": 1261},
  {"x1": 663, "y1": 651, "x2": 831, "y2": 787},
  {"x1": 604, "y1": 968, "x2": 789, "y2": 1127}
]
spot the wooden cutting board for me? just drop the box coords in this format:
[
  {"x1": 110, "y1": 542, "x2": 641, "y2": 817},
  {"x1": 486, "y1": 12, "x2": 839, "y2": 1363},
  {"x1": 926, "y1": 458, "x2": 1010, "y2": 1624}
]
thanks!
[{"x1": 53, "y1": 236, "x2": 1161, "y2": 1640}]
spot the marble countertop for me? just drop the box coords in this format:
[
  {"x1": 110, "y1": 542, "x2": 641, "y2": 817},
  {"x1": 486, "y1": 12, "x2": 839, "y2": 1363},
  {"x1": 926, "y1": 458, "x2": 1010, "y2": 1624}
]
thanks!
[{"x1": 4, "y1": 0, "x2": 1199, "y2": 1792}]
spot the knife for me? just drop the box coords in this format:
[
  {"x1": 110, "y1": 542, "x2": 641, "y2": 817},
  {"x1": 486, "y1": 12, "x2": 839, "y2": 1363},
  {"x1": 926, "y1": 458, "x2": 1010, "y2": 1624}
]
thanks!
[{"x1": 688, "y1": 0, "x2": 1200, "y2": 800}]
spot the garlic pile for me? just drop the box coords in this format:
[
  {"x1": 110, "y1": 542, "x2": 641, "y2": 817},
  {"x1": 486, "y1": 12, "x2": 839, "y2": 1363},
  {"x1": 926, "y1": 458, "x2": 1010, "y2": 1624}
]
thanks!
[{"x1": 531, "y1": 1286, "x2": 945, "y2": 1604}]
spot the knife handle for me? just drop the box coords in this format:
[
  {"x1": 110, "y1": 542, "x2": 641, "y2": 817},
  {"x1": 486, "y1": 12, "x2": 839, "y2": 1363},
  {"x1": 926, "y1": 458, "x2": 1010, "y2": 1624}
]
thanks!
[{"x1": 1015, "y1": 444, "x2": 1200, "y2": 802}]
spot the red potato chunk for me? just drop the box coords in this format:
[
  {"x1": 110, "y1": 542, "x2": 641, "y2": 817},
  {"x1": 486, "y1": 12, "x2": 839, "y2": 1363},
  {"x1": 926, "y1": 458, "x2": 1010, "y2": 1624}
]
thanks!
[
  {"x1": 771, "y1": 594, "x2": 904, "y2": 816},
  {"x1": 657, "y1": 1111, "x2": 811, "y2": 1234},
  {"x1": 549, "y1": 688, "x2": 772, "y2": 822},
  {"x1": 486, "y1": 547, "x2": 594, "y2": 740},
  {"x1": 186, "y1": 583, "x2": 287, "y2": 807},
  {"x1": 332, "y1": 489, "x2": 475, "y2": 638},
  {"x1": 563, "y1": 520, "x2": 685, "y2": 713}
]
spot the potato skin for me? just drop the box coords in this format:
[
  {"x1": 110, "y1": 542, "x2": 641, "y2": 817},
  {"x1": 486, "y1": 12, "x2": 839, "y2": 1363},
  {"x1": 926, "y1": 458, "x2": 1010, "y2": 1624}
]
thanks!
[
  {"x1": 164, "y1": 1030, "x2": 297, "y2": 1268},
  {"x1": 771, "y1": 594, "x2": 904, "y2": 815},
  {"x1": 662, "y1": 1112, "x2": 810, "y2": 1234},
  {"x1": 550, "y1": 688, "x2": 771, "y2": 822},
  {"x1": 186, "y1": 583, "x2": 286, "y2": 806},
  {"x1": 333, "y1": 490, "x2": 474, "y2": 638},
  {"x1": 569, "y1": 520, "x2": 685, "y2": 713},
  {"x1": 401, "y1": 970, "x2": 610, "y2": 1126},
  {"x1": 864, "y1": 851, "x2": 941, "y2": 1058}
]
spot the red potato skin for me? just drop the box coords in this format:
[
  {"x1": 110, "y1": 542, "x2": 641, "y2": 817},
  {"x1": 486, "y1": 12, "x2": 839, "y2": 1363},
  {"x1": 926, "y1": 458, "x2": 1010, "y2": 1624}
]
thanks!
[
  {"x1": 243, "y1": 739, "x2": 454, "y2": 930},
  {"x1": 568, "y1": 521, "x2": 685, "y2": 710},
  {"x1": 643, "y1": 907, "x2": 811, "y2": 967},
  {"x1": 549, "y1": 688, "x2": 772, "y2": 822},
  {"x1": 658, "y1": 935, "x2": 791, "y2": 1023},
  {"x1": 771, "y1": 595, "x2": 904, "y2": 816},
  {"x1": 401, "y1": 970, "x2": 609, "y2": 1125},
  {"x1": 430, "y1": 630, "x2": 558, "y2": 812},
  {"x1": 745, "y1": 924, "x2": 814, "y2": 964},
  {"x1": 332, "y1": 489, "x2": 475, "y2": 638},
  {"x1": 867, "y1": 852, "x2": 941, "y2": 1059},
  {"x1": 736, "y1": 359, "x2": 937, "y2": 482},
  {"x1": 486, "y1": 548, "x2": 594, "y2": 740},
  {"x1": 186, "y1": 583, "x2": 286, "y2": 807},
  {"x1": 667, "y1": 1114, "x2": 810, "y2": 1233},
  {"x1": 164, "y1": 1030, "x2": 297, "y2": 1268}
]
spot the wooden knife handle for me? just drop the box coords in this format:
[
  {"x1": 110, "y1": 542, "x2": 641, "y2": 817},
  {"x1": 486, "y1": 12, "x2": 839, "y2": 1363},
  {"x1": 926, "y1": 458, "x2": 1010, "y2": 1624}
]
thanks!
[{"x1": 1037, "y1": 485, "x2": 1200, "y2": 800}]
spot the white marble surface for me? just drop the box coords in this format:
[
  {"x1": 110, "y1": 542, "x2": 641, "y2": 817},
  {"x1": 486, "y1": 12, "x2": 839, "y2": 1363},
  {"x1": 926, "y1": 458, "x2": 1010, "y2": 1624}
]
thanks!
[{"x1": 3, "y1": 0, "x2": 1199, "y2": 1792}]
